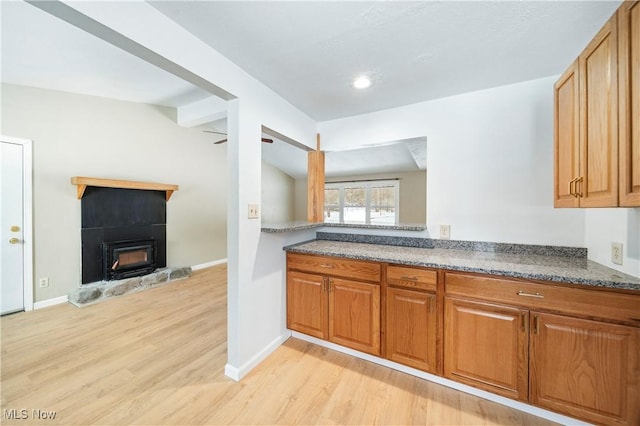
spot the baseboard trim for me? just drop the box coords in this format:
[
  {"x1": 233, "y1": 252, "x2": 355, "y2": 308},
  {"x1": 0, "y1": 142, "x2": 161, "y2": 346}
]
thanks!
[
  {"x1": 225, "y1": 330, "x2": 292, "y2": 382},
  {"x1": 34, "y1": 295, "x2": 69, "y2": 310},
  {"x1": 192, "y1": 258, "x2": 227, "y2": 271},
  {"x1": 291, "y1": 331, "x2": 590, "y2": 426}
]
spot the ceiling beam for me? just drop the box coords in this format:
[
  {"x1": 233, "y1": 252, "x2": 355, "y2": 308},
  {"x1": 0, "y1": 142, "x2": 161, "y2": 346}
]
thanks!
[
  {"x1": 177, "y1": 96, "x2": 228, "y2": 128},
  {"x1": 26, "y1": 0, "x2": 236, "y2": 102}
]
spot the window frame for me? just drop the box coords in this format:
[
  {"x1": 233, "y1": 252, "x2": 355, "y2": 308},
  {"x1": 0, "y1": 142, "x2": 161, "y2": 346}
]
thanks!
[{"x1": 324, "y1": 179, "x2": 400, "y2": 225}]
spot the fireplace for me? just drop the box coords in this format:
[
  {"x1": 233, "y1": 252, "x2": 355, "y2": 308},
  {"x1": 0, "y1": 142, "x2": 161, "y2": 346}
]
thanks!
[
  {"x1": 102, "y1": 239, "x2": 156, "y2": 281},
  {"x1": 80, "y1": 186, "x2": 167, "y2": 284}
]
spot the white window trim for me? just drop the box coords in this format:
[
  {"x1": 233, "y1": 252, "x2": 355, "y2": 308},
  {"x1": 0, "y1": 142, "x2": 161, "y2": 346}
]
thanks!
[{"x1": 325, "y1": 179, "x2": 399, "y2": 225}]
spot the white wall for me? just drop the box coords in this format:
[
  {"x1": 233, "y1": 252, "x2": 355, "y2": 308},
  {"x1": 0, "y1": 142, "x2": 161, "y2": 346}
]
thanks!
[
  {"x1": 319, "y1": 76, "x2": 586, "y2": 248},
  {"x1": 261, "y1": 161, "x2": 295, "y2": 223},
  {"x1": 294, "y1": 178, "x2": 308, "y2": 221},
  {"x1": 1, "y1": 83, "x2": 228, "y2": 302},
  {"x1": 585, "y1": 209, "x2": 640, "y2": 277}
]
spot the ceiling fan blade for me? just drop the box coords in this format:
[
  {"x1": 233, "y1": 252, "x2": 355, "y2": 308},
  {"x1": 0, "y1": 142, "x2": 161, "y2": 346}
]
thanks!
[
  {"x1": 203, "y1": 130, "x2": 227, "y2": 135},
  {"x1": 261, "y1": 138, "x2": 274, "y2": 143},
  {"x1": 213, "y1": 139, "x2": 228, "y2": 144}
]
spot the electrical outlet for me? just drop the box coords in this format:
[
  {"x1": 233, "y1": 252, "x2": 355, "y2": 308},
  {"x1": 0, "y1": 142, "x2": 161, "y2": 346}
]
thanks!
[
  {"x1": 38, "y1": 277, "x2": 49, "y2": 288},
  {"x1": 439, "y1": 224, "x2": 451, "y2": 240},
  {"x1": 611, "y1": 242, "x2": 623, "y2": 265},
  {"x1": 248, "y1": 203, "x2": 259, "y2": 219}
]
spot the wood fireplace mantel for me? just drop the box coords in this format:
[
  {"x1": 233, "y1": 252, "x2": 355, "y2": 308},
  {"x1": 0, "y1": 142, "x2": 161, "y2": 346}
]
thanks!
[{"x1": 71, "y1": 177, "x2": 179, "y2": 201}]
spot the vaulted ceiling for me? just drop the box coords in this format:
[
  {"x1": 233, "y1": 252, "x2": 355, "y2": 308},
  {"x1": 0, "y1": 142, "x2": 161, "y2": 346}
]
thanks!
[
  {"x1": 149, "y1": 0, "x2": 622, "y2": 120},
  {"x1": 2, "y1": 1, "x2": 621, "y2": 121}
]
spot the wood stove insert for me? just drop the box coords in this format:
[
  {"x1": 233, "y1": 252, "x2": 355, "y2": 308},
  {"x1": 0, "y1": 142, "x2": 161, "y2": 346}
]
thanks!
[{"x1": 102, "y1": 239, "x2": 156, "y2": 281}]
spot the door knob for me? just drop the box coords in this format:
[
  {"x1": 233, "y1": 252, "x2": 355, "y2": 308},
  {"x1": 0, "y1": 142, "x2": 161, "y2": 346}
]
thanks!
[
  {"x1": 10, "y1": 225, "x2": 20, "y2": 232},
  {"x1": 9, "y1": 238, "x2": 20, "y2": 244}
]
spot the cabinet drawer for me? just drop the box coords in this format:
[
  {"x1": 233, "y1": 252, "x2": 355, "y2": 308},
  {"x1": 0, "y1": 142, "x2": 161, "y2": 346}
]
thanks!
[
  {"x1": 387, "y1": 265, "x2": 437, "y2": 291},
  {"x1": 287, "y1": 253, "x2": 381, "y2": 282},
  {"x1": 445, "y1": 272, "x2": 640, "y2": 325}
]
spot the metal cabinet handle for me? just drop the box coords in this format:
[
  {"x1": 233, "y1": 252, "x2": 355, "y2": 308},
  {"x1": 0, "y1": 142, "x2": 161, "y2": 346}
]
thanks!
[
  {"x1": 569, "y1": 178, "x2": 576, "y2": 196},
  {"x1": 575, "y1": 177, "x2": 583, "y2": 198},
  {"x1": 319, "y1": 263, "x2": 334, "y2": 268},
  {"x1": 400, "y1": 276, "x2": 419, "y2": 281},
  {"x1": 533, "y1": 315, "x2": 540, "y2": 335},
  {"x1": 517, "y1": 291, "x2": 544, "y2": 299}
]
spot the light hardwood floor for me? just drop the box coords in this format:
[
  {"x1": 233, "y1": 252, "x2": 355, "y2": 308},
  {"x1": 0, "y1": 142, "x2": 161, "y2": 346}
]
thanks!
[{"x1": 1, "y1": 265, "x2": 556, "y2": 425}]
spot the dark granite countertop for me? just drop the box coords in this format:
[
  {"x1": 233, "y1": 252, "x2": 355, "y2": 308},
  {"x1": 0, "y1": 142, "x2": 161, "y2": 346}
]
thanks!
[
  {"x1": 261, "y1": 222, "x2": 427, "y2": 233},
  {"x1": 285, "y1": 240, "x2": 640, "y2": 292}
]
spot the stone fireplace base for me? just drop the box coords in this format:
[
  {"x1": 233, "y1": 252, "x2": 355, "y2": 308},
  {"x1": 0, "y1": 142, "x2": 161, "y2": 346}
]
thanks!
[{"x1": 68, "y1": 267, "x2": 191, "y2": 307}]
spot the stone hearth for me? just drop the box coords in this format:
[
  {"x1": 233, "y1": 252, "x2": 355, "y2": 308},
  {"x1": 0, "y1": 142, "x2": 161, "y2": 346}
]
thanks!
[{"x1": 69, "y1": 267, "x2": 191, "y2": 307}]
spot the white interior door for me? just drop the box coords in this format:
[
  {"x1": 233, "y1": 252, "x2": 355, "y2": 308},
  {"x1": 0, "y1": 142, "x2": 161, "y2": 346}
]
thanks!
[{"x1": 1, "y1": 141, "x2": 25, "y2": 314}]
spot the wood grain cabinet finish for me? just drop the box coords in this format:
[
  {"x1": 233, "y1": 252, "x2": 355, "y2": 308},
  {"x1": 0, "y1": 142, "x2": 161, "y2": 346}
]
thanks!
[
  {"x1": 555, "y1": 2, "x2": 640, "y2": 208},
  {"x1": 619, "y1": 1, "x2": 640, "y2": 206},
  {"x1": 287, "y1": 253, "x2": 381, "y2": 282},
  {"x1": 386, "y1": 287, "x2": 437, "y2": 373},
  {"x1": 530, "y1": 313, "x2": 640, "y2": 426},
  {"x1": 287, "y1": 271, "x2": 328, "y2": 339},
  {"x1": 579, "y1": 12, "x2": 619, "y2": 207},
  {"x1": 554, "y1": 60, "x2": 580, "y2": 208},
  {"x1": 329, "y1": 278, "x2": 380, "y2": 355},
  {"x1": 444, "y1": 297, "x2": 529, "y2": 401},
  {"x1": 445, "y1": 271, "x2": 640, "y2": 425},
  {"x1": 387, "y1": 265, "x2": 437, "y2": 292},
  {"x1": 287, "y1": 252, "x2": 640, "y2": 424},
  {"x1": 287, "y1": 253, "x2": 381, "y2": 356},
  {"x1": 555, "y1": 12, "x2": 619, "y2": 207}
]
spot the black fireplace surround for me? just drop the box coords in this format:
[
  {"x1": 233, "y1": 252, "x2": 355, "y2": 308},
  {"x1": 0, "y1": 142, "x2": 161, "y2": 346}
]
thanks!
[{"x1": 81, "y1": 187, "x2": 167, "y2": 284}]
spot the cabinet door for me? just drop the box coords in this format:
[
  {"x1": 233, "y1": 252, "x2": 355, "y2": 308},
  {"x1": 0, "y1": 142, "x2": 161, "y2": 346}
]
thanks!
[
  {"x1": 554, "y1": 60, "x2": 580, "y2": 208},
  {"x1": 619, "y1": 1, "x2": 640, "y2": 206},
  {"x1": 386, "y1": 287, "x2": 437, "y2": 373},
  {"x1": 530, "y1": 313, "x2": 640, "y2": 426},
  {"x1": 329, "y1": 278, "x2": 380, "y2": 355},
  {"x1": 579, "y1": 13, "x2": 619, "y2": 207},
  {"x1": 444, "y1": 298, "x2": 529, "y2": 401},
  {"x1": 287, "y1": 271, "x2": 327, "y2": 339}
]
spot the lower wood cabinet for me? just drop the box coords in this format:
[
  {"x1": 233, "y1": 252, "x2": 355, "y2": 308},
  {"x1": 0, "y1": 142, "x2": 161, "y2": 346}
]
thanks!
[
  {"x1": 530, "y1": 313, "x2": 640, "y2": 426},
  {"x1": 287, "y1": 270, "x2": 327, "y2": 339},
  {"x1": 287, "y1": 253, "x2": 381, "y2": 356},
  {"x1": 444, "y1": 271, "x2": 640, "y2": 426},
  {"x1": 287, "y1": 253, "x2": 640, "y2": 425},
  {"x1": 329, "y1": 278, "x2": 380, "y2": 355},
  {"x1": 386, "y1": 286, "x2": 437, "y2": 374},
  {"x1": 444, "y1": 297, "x2": 529, "y2": 401}
]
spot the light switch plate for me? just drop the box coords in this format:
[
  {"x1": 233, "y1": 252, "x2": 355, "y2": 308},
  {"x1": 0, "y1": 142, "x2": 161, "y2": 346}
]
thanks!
[{"x1": 248, "y1": 203, "x2": 259, "y2": 219}]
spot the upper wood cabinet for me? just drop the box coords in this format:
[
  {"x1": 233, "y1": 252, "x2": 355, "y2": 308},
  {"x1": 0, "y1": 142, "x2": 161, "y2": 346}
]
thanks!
[
  {"x1": 579, "y1": 14, "x2": 619, "y2": 207},
  {"x1": 618, "y1": 1, "x2": 640, "y2": 206},
  {"x1": 554, "y1": 60, "x2": 580, "y2": 207},
  {"x1": 555, "y1": 13, "x2": 619, "y2": 207},
  {"x1": 554, "y1": 2, "x2": 639, "y2": 207}
]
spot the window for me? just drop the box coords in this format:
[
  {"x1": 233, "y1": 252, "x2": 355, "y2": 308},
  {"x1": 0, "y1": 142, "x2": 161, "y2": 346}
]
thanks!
[{"x1": 324, "y1": 180, "x2": 399, "y2": 225}]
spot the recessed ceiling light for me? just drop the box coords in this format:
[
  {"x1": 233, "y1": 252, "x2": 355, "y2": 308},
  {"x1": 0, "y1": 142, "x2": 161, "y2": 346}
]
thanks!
[{"x1": 352, "y1": 75, "x2": 372, "y2": 89}]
